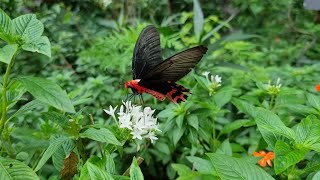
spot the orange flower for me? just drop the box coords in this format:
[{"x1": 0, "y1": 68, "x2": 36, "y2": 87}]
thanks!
[
  {"x1": 315, "y1": 84, "x2": 320, "y2": 92},
  {"x1": 253, "y1": 150, "x2": 274, "y2": 167}
]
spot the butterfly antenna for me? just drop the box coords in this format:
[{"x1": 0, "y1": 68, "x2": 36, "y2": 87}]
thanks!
[{"x1": 139, "y1": 94, "x2": 144, "y2": 104}]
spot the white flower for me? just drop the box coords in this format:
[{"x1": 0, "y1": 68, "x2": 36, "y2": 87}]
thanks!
[
  {"x1": 145, "y1": 131, "x2": 158, "y2": 143},
  {"x1": 267, "y1": 78, "x2": 282, "y2": 95},
  {"x1": 104, "y1": 101, "x2": 160, "y2": 143},
  {"x1": 202, "y1": 72, "x2": 222, "y2": 95},
  {"x1": 104, "y1": 105, "x2": 118, "y2": 119}
]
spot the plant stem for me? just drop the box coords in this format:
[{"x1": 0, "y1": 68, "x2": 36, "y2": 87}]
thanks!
[{"x1": 0, "y1": 54, "x2": 16, "y2": 136}]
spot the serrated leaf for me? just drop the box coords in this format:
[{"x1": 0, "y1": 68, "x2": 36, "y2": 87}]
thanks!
[
  {"x1": 80, "y1": 128, "x2": 121, "y2": 146},
  {"x1": 220, "y1": 119, "x2": 252, "y2": 135},
  {"x1": 87, "y1": 162, "x2": 113, "y2": 180},
  {"x1": 52, "y1": 139, "x2": 75, "y2": 171},
  {"x1": 186, "y1": 156, "x2": 215, "y2": 174},
  {"x1": 274, "y1": 140, "x2": 308, "y2": 174},
  {"x1": 22, "y1": 36, "x2": 51, "y2": 57},
  {"x1": 60, "y1": 152, "x2": 78, "y2": 180},
  {"x1": 12, "y1": 14, "x2": 43, "y2": 41},
  {"x1": 193, "y1": 0, "x2": 204, "y2": 38},
  {"x1": 255, "y1": 108, "x2": 294, "y2": 149},
  {"x1": 294, "y1": 115, "x2": 320, "y2": 151},
  {"x1": 34, "y1": 136, "x2": 69, "y2": 171},
  {"x1": 207, "y1": 153, "x2": 274, "y2": 180},
  {"x1": 0, "y1": 44, "x2": 18, "y2": 64},
  {"x1": 307, "y1": 93, "x2": 320, "y2": 110},
  {"x1": 0, "y1": 8, "x2": 15, "y2": 43},
  {"x1": 8, "y1": 100, "x2": 43, "y2": 121},
  {"x1": 17, "y1": 76, "x2": 75, "y2": 113},
  {"x1": 0, "y1": 157, "x2": 39, "y2": 180},
  {"x1": 130, "y1": 157, "x2": 144, "y2": 180}
]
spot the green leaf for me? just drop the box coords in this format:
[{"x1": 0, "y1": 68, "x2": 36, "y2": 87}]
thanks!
[
  {"x1": 232, "y1": 99, "x2": 257, "y2": 117},
  {"x1": 313, "y1": 172, "x2": 320, "y2": 180},
  {"x1": 220, "y1": 119, "x2": 252, "y2": 135},
  {"x1": 172, "y1": 163, "x2": 203, "y2": 179},
  {"x1": 0, "y1": 44, "x2": 18, "y2": 64},
  {"x1": 12, "y1": 14, "x2": 43, "y2": 41},
  {"x1": 87, "y1": 162, "x2": 113, "y2": 180},
  {"x1": 0, "y1": 8, "x2": 15, "y2": 43},
  {"x1": 22, "y1": 36, "x2": 51, "y2": 57},
  {"x1": 0, "y1": 157, "x2": 39, "y2": 180},
  {"x1": 8, "y1": 100, "x2": 43, "y2": 121},
  {"x1": 79, "y1": 156, "x2": 107, "y2": 180},
  {"x1": 17, "y1": 76, "x2": 75, "y2": 113},
  {"x1": 80, "y1": 128, "x2": 121, "y2": 146},
  {"x1": 294, "y1": 115, "x2": 320, "y2": 151},
  {"x1": 304, "y1": 154, "x2": 320, "y2": 174},
  {"x1": 274, "y1": 140, "x2": 308, "y2": 174},
  {"x1": 187, "y1": 114, "x2": 198, "y2": 130},
  {"x1": 106, "y1": 152, "x2": 116, "y2": 175},
  {"x1": 216, "y1": 139, "x2": 232, "y2": 156},
  {"x1": 171, "y1": 164, "x2": 192, "y2": 176},
  {"x1": 171, "y1": 126, "x2": 185, "y2": 146},
  {"x1": 307, "y1": 93, "x2": 320, "y2": 110},
  {"x1": 255, "y1": 107, "x2": 294, "y2": 149},
  {"x1": 186, "y1": 156, "x2": 215, "y2": 174},
  {"x1": 193, "y1": 0, "x2": 204, "y2": 38},
  {"x1": 214, "y1": 88, "x2": 233, "y2": 108},
  {"x1": 207, "y1": 153, "x2": 274, "y2": 180},
  {"x1": 34, "y1": 136, "x2": 69, "y2": 171},
  {"x1": 52, "y1": 139, "x2": 75, "y2": 171},
  {"x1": 130, "y1": 157, "x2": 144, "y2": 180},
  {"x1": 42, "y1": 111, "x2": 70, "y2": 129}
]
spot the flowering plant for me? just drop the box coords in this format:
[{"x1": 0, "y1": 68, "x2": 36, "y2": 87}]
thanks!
[{"x1": 104, "y1": 101, "x2": 160, "y2": 143}]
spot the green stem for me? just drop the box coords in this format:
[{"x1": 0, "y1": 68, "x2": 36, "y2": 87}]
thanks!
[
  {"x1": 269, "y1": 95, "x2": 275, "y2": 110},
  {"x1": 0, "y1": 53, "x2": 16, "y2": 136}
]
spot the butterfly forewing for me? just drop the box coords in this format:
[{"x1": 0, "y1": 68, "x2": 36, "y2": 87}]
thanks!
[
  {"x1": 140, "y1": 45, "x2": 208, "y2": 82},
  {"x1": 132, "y1": 25, "x2": 163, "y2": 79}
]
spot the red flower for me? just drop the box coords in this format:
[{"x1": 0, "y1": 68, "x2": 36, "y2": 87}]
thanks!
[
  {"x1": 315, "y1": 84, "x2": 320, "y2": 92},
  {"x1": 253, "y1": 150, "x2": 274, "y2": 167}
]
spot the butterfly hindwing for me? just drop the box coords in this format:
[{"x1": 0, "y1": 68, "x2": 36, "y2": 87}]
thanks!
[
  {"x1": 140, "y1": 45, "x2": 208, "y2": 82},
  {"x1": 132, "y1": 25, "x2": 163, "y2": 79}
]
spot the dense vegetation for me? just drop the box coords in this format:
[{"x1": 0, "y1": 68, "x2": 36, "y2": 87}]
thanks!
[{"x1": 1, "y1": 0, "x2": 320, "y2": 179}]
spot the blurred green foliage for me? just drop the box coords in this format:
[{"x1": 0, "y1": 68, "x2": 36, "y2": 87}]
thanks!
[{"x1": 1, "y1": 0, "x2": 320, "y2": 179}]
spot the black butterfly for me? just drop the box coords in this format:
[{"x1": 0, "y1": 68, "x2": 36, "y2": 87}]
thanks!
[{"x1": 124, "y1": 25, "x2": 207, "y2": 103}]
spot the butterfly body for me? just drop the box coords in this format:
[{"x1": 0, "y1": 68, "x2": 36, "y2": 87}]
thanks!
[{"x1": 125, "y1": 25, "x2": 207, "y2": 103}]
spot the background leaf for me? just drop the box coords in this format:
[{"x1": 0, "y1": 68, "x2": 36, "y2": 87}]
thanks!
[
  {"x1": 193, "y1": 0, "x2": 204, "y2": 38},
  {"x1": 80, "y1": 128, "x2": 121, "y2": 146},
  {"x1": 207, "y1": 153, "x2": 274, "y2": 180},
  {"x1": 130, "y1": 157, "x2": 144, "y2": 180},
  {"x1": 17, "y1": 76, "x2": 75, "y2": 113}
]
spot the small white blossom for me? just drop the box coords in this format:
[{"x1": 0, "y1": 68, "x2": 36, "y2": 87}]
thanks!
[
  {"x1": 267, "y1": 78, "x2": 282, "y2": 95},
  {"x1": 104, "y1": 101, "x2": 160, "y2": 143},
  {"x1": 104, "y1": 105, "x2": 118, "y2": 119},
  {"x1": 145, "y1": 131, "x2": 158, "y2": 143},
  {"x1": 202, "y1": 72, "x2": 222, "y2": 95}
]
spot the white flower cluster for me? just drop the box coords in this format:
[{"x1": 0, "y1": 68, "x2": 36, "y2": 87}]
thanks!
[
  {"x1": 104, "y1": 101, "x2": 160, "y2": 143},
  {"x1": 202, "y1": 71, "x2": 222, "y2": 95}
]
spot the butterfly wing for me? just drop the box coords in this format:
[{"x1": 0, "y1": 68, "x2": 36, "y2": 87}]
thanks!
[
  {"x1": 140, "y1": 45, "x2": 208, "y2": 82},
  {"x1": 132, "y1": 25, "x2": 163, "y2": 79}
]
